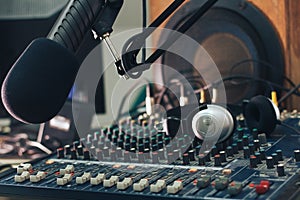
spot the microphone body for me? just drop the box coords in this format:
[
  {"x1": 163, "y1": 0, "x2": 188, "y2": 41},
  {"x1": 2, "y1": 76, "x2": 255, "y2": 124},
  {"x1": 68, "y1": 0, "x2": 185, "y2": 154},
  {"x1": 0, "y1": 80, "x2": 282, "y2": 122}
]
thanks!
[{"x1": 2, "y1": 0, "x2": 123, "y2": 124}]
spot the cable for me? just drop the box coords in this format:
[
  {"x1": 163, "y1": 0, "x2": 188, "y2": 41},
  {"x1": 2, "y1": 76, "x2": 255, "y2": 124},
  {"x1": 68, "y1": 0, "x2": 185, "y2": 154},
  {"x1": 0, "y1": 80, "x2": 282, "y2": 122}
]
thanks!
[
  {"x1": 156, "y1": 79, "x2": 206, "y2": 106},
  {"x1": 278, "y1": 84, "x2": 300, "y2": 104},
  {"x1": 280, "y1": 122, "x2": 300, "y2": 135},
  {"x1": 194, "y1": 75, "x2": 300, "y2": 95},
  {"x1": 229, "y1": 59, "x2": 296, "y2": 87}
]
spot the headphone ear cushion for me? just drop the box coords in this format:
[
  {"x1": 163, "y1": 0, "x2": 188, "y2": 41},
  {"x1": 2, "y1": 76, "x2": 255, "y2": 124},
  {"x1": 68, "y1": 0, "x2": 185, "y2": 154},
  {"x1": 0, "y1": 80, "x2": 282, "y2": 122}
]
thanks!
[{"x1": 244, "y1": 95, "x2": 277, "y2": 134}]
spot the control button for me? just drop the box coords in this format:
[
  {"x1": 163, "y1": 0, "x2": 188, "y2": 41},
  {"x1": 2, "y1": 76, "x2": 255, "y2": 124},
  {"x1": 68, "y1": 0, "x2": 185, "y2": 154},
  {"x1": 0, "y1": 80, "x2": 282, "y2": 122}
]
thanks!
[
  {"x1": 228, "y1": 181, "x2": 243, "y2": 196},
  {"x1": 103, "y1": 176, "x2": 119, "y2": 188},
  {"x1": 211, "y1": 146, "x2": 218, "y2": 157},
  {"x1": 30, "y1": 171, "x2": 46, "y2": 183},
  {"x1": 242, "y1": 135, "x2": 249, "y2": 146},
  {"x1": 214, "y1": 176, "x2": 229, "y2": 191},
  {"x1": 237, "y1": 140, "x2": 243, "y2": 150},
  {"x1": 57, "y1": 148, "x2": 64, "y2": 159},
  {"x1": 167, "y1": 181, "x2": 183, "y2": 194},
  {"x1": 117, "y1": 177, "x2": 133, "y2": 190},
  {"x1": 220, "y1": 151, "x2": 226, "y2": 162},
  {"x1": 73, "y1": 141, "x2": 80, "y2": 149},
  {"x1": 277, "y1": 164, "x2": 285, "y2": 177},
  {"x1": 276, "y1": 150, "x2": 283, "y2": 161},
  {"x1": 232, "y1": 143, "x2": 239, "y2": 154},
  {"x1": 138, "y1": 152, "x2": 145, "y2": 163},
  {"x1": 83, "y1": 150, "x2": 91, "y2": 160},
  {"x1": 150, "y1": 180, "x2": 166, "y2": 193},
  {"x1": 294, "y1": 150, "x2": 300, "y2": 162},
  {"x1": 124, "y1": 151, "x2": 131, "y2": 162},
  {"x1": 59, "y1": 165, "x2": 74, "y2": 175},
  {"x1": 77, "y1": 145, "x2": 83, "y2": 156},
  {"x1": 133, "y1": 179, "x2": 149, "y2": 191},
  {"x1": 57, "y1": 173, "x2": 73, "y2": 186},
  {"x1": 243, "y1": 146, "x2": 250, "y2": 159},
  {"x1": 260, "y1": 149, "x2": 266, "y2": 160},
  {"x1": 250, "y1": 155, "x2": 257, "y2": 168},
  {"x1": 249, "y1": 144, "x2": 255, "y2": 155},
  {"x1": 258, "y1": 134, "x2": 267, "y2": 146},
  {"x1": 198, "y1": 154, "x2": 206, "y2": 166},
  {"x1": 204, "y1": 150, "x2": 211, "y2": 162},
  {"x1": 214, "y1": 155, "x2": 222, "y2": 167},
  {"x1": 252, "y1": 128, "x2": 258, "y2": 140},
  {"x1": 226, "y1": 146, "x2": 234, "y2": 157},
  {"x1": 16, "y1": 163, "x2": 32, "y2": 174},
  {"x1": 253, "y1": 140, "x2": 260, "y2": 150},
  {"x1": 255, "y1": 152, "x2": 262, "y2": 164},
  {"x1": 152, "y1": 152, "x2": 159, "y2": 164},
  {"x1": 272, "y1": 153, "x2": 278, "y2": 165},
  {"x1": 64, "y1": 145, "x2": 71, "y2": 155},
  {"x1": 14, "y1": 171, "x2": 30, "y2": 183},
  {"x1": 90, "y1": 173, "x2": 106, "y2": 185},
  {"x1": 237, "y1": 128, "x2": 244, "y2": 139},
  {"x1": 255, "y1": 180, "x2": 270, "y2": 194},
  {"x1": 71, "y1": 149, "x2": 77, "y2": 160},
  {"x1": 266, "y1": 157, "x2": 274, "y2": 169},
  {"x1": 188, "y1": 150, "x2": 195, "y2": 161},
  {"x1": 76, "y1": 172, "x2": 91, "y2": 184},
  {"x1": 96, "y1": 149, "x2": 103, "y2": 160},
  {"x1": 157, "y1": 149, "x2": 165, "y2": 160},
  {"x1": 183, "y1": 153, "x2": 190, "y2": 165},
  {"x1": 196, "y1": 175, "x2": 211, "y2": 189},
  {"x1": 110, "y1": 150, "x2": 117, "y2": 162}
]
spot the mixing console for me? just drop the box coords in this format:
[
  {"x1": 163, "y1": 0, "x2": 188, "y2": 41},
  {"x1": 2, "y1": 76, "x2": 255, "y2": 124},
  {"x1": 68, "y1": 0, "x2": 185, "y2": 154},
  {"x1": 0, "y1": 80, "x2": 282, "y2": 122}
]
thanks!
[{"x1": 0, "y1": 110, "x2": 300, "y2": 199}]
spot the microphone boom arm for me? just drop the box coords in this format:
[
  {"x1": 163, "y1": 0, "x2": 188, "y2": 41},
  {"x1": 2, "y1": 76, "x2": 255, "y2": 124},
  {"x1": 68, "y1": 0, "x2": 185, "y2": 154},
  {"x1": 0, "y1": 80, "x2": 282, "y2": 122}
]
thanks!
[{"x1": 121, "y1": 0, "x2": 219, "y2": 79}]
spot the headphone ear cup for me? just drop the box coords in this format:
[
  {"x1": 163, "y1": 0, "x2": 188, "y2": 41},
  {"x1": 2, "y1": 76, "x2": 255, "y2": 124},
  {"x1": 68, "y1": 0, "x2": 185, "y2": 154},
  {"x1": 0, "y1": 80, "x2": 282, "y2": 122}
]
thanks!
[
  {"x1": 191, "y1": 104, "x2": 235, "y2": 143},
  {"x1": 244, "y1": 95, "x2": 278, "y2": 134}
]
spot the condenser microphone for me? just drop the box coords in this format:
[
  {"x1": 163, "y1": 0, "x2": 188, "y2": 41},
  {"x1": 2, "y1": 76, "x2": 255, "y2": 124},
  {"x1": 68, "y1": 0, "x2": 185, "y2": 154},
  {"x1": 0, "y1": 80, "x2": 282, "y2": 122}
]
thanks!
[{"x1": 1, "y1": 0, "x2": 124, "y2": 124}]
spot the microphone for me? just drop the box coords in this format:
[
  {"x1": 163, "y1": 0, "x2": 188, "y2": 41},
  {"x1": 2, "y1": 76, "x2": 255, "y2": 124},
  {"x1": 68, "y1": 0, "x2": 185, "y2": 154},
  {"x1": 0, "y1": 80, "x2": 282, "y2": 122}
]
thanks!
[
  {"x1": 1, "y1": 38, "x2": 79, "y2": 124},
  {"x1": 1, "y1": 0, "x2": 124, "y2": 124}
]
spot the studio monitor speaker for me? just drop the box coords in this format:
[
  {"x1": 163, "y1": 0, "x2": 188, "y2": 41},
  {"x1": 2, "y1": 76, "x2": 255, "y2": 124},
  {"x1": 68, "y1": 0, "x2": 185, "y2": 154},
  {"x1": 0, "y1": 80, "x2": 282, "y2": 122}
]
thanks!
[{"x1": 150, "y1": 0, "x2": 286, "y2": 105}]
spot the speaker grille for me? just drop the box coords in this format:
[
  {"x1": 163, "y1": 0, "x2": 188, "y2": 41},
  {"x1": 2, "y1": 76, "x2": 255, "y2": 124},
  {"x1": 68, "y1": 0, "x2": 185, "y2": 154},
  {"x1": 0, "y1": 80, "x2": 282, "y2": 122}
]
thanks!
[{"x1": 159, "y1": 0, "x2": 284, "y2": 104}]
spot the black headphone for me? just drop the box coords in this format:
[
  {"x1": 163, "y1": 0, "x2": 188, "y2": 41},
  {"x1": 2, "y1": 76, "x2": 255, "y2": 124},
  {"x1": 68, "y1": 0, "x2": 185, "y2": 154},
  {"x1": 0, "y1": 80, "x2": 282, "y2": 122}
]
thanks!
[
  {"x1": 165, "y1": 95, "x2": 280, "y2": 143},
  {"x1": 244, "y1": 95, "x2": 280, "y2": 135}
]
